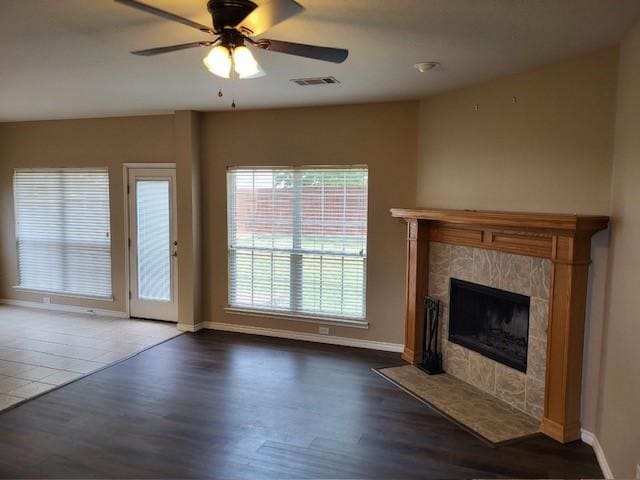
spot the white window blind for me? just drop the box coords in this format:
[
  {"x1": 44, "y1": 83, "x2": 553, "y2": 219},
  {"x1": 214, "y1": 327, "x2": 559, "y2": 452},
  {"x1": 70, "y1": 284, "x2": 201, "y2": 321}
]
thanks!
[
  {"x1": 13, "y1": 168, "x2": 112, "y2": 299},
  {"x1": 136, "y1": 180, "x2": 171, "y2": 302},
  {"x1": 227, "y1": 167, "x2": 368, "y2": 322}
]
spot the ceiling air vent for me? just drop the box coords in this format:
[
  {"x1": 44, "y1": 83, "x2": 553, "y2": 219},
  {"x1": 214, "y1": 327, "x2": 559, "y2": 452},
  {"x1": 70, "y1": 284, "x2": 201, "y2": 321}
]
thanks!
[{"x1": 290, "y1": 76, "x2": 341, "y2": 86}]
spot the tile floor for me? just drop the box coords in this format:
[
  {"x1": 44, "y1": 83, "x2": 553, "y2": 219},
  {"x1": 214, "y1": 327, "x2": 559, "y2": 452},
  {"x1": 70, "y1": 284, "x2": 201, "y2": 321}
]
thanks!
[{"x1": 0, "y1": 304, "x2": 181, "y2": 411}]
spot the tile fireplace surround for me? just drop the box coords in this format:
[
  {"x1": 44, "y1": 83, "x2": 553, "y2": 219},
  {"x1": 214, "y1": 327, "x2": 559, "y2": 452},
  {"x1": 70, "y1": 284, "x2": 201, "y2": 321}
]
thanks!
[
  {"x1": 429, "y1": 243, "x2": 551, "y2": 420},
  {"x1": 391, "y1": 208, "x2": 609, "y2": 443}
]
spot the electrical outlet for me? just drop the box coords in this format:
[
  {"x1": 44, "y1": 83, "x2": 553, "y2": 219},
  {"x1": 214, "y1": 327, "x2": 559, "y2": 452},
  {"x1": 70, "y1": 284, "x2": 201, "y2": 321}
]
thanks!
[
  {"x1": 318, "y1": 326, "x2": 330, "y2": 335},
  {"x1": 635, "y1": 463, "x2": 640, "y2": 480},
  {"x1": 42, "y1": 296, "x2": 50, "y2": 304}
]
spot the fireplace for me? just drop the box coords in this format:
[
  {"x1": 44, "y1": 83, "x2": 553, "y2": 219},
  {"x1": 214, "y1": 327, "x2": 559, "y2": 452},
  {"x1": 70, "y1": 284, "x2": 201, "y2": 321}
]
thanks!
[
  {"x1": 391, "y1": 208, "x2": 609, "y2": 442},
  {"x1": 449, "y1": 278, "x2": 530, "y2": 372}
]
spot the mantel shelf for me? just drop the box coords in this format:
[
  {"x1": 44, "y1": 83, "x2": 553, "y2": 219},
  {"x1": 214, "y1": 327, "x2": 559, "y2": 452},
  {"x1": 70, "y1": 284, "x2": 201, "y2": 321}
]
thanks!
[{"x1": 390, "y1": 208, "x2": 609, "y2": 235}]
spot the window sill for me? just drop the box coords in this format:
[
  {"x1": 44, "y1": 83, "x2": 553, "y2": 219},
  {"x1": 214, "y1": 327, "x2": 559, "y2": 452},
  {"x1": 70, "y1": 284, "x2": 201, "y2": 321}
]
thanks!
[
  {"x1": 224, "y1": 307, "x2": 369, "y2": 329},
  {"x1": 13, "y1": 286, "x2": 114, "y2": 302}
]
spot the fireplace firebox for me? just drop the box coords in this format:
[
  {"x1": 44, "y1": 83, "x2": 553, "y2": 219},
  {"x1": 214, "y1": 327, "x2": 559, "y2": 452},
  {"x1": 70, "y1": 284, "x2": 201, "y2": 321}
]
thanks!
[{"x1": 449, "y1": 278, "x2": 530, "y2": 372}]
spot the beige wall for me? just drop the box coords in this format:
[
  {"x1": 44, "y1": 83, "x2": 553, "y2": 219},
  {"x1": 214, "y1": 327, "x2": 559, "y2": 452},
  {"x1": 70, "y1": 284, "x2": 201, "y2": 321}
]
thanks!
[
  {"x1": 415, "y1": 48, "x2": 619, "y2": 433},
  {"x1": 0, "y1": 115, "x2": 175, "y2": 312},
  {"x1": 0, "y1": 103, "x2": 417, "y2": 344},
  {"x1": 595, "y1": 19, "x2": 640, "y2": 478},
  {"x1": 174, "y1": 111, "x2": 203, "y2": 329},
  {"x1": 200, "y1": 102, "x2": 418, "y2": 344},
  {"x1": 416, "y1": 47, "x2": 617, "y2": 213}
]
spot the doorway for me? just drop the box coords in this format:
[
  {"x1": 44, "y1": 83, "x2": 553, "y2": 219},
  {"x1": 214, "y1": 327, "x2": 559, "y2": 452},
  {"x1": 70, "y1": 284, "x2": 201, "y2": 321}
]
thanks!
[{"x1": 126, "y1": 166, "x2": 178, "y2": 322}]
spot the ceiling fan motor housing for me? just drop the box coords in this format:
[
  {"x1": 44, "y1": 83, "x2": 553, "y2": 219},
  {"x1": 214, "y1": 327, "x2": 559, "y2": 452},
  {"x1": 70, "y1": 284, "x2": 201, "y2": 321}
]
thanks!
[{"x1": 207, "y1": 0, "x2": 257, "y2": 34}]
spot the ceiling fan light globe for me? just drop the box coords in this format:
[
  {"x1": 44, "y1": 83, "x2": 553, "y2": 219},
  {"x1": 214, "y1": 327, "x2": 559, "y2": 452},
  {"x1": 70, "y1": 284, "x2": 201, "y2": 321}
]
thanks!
[
  {"x1": 238, "y1": 63, "x2": 266, "y2": 79},
  {"x1": 203, "y1": 45, "x2": 232, "y2": 79},
  {"x1": 232, "y1": 46, "x2": 260, "y2": 78}
]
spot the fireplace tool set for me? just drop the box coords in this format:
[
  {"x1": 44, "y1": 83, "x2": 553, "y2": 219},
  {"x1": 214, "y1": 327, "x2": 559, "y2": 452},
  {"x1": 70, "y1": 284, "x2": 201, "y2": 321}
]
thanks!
[{"x1": 420, "y1": 296, "x2": 444, "y2": 375}]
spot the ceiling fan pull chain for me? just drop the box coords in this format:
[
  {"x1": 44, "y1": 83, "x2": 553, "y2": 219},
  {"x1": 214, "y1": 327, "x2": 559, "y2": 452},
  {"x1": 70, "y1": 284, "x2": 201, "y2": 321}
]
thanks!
[{"x1": 231, "y1": 74, "x2": 237, "y2": 109}]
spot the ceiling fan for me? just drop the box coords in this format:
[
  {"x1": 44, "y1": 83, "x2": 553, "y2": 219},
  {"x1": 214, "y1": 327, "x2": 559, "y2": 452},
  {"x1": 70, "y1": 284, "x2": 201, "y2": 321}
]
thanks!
[{"x1": 115, "y1": 0, "x2": 349, "y2": 79}]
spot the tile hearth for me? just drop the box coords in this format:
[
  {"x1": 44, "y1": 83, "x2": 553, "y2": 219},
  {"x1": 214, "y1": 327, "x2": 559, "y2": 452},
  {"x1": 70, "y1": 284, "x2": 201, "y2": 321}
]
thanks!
[{"x1": 376, "y1": 365, "x2": 540, "y2": 444}]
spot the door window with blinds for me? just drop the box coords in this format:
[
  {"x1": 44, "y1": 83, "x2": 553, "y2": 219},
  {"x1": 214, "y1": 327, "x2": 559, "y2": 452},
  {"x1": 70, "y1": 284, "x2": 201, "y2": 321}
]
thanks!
[
  {"x1": 13, "y1": 168, "x2": 112, "y2": 299},
  {"x1": 227, "y1": 166, "x2": 368, "y2": 322}
]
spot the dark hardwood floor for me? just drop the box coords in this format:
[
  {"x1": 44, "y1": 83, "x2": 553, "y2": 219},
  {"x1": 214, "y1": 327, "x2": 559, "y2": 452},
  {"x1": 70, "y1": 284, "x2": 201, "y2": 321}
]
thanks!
[{"x1": 0, "y1": 331, "x2": 602, "y2": 479}]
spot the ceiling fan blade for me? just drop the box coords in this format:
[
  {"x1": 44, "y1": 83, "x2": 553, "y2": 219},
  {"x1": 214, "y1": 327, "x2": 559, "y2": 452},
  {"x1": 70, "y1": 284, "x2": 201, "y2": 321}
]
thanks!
[
  {"x1": 132, "y1": 40, "x2": 216, "y2": 56},
  {"x1": 258, "y1": 39, "x2": 348, "y2": 63},
  {"x1": 237, "y1": 0, "x2": 304, "y2": 36},
  {"x1": 115, "y1": 0, "x2": 215, "y2": 35}
]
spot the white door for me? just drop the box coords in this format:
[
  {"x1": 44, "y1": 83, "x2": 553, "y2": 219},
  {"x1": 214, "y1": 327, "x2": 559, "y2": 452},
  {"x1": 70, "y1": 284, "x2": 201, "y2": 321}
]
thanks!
[{"x1": 128, "y1": 168, "x2": 178, "y2": 322}]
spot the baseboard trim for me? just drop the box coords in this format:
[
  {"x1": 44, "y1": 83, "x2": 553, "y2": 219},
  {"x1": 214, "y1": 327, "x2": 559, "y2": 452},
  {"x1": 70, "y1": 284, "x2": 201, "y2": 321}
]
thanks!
[
  {"x1": 581, "y1": 428, "x2": 595, "y2": 445},
  {"x1": 581, "y1": 428, "x2": 613, "y2": 479},
  {"x1": 177, "y1": 322, "x2": 205, "y2": 333},
  {"x1": 204, "y1": 321, "x2": 404, "y2": 352},
  {"x1": 0, "y1": 298, "x2": 129, "y2": 319}
]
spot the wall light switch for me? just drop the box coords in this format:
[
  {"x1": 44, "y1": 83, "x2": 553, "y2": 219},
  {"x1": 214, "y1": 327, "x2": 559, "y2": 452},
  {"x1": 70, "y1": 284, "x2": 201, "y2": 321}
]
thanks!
[
  {"x1": 318, "y1": 326, "x2": 330, "y2": 335},
  {"x1": 43, "y1": 296, "x2": 50, "y2": 304}
]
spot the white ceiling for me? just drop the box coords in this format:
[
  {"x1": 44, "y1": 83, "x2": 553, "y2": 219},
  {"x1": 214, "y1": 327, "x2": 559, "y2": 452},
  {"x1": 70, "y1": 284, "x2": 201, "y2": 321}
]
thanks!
[{"x1": 1, "y1": 0, "x2": 639, "y2": 121}]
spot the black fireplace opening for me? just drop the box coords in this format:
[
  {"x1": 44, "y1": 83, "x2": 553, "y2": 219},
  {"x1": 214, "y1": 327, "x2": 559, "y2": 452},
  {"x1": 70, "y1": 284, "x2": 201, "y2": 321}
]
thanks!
[{"x1": 449, "y1": 278, "x2": 530, "y2": 372}]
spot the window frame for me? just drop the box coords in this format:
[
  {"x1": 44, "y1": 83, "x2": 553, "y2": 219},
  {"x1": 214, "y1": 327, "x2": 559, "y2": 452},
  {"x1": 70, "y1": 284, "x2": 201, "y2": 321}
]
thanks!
[
  {"x1": 225, "y1": 165, "x2": 369, "y2": 326},
  {"x1": 12, "y1": 167, "x2": 113, "y2": 301}
]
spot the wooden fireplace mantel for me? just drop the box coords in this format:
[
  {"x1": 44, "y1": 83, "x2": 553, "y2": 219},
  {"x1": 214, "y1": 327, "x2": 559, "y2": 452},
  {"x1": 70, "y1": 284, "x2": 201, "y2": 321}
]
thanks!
[{"x1": 390, "y1": 207, "x2": 609, "y2": 443}]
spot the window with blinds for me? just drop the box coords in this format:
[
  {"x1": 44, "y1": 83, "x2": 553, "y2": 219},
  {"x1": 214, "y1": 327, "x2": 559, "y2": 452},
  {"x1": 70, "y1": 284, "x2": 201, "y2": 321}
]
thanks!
[
  {"x1": 227, "y1": 166, "x2": 368, "y2": 322},
  {"x1": 13, "y1": 168, "x2": 112, "y2": 299}
]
